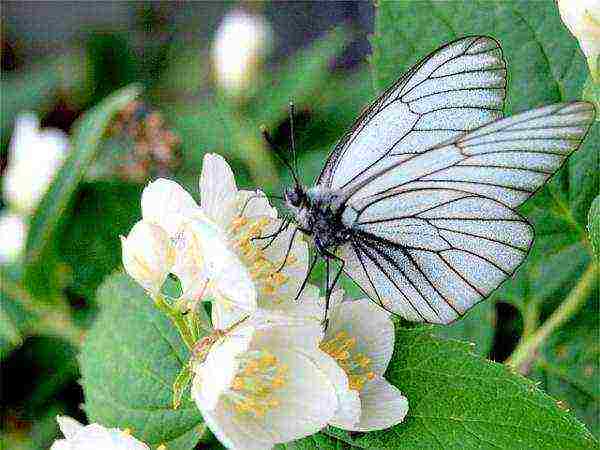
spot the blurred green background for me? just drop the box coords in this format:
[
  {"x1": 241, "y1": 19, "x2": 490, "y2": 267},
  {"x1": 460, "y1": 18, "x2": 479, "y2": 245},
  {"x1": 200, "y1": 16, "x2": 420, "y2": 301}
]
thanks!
[
  {"x1": 1, "y1": 1, "x2": 598, "y2": 449},
  {"x1": 1, "y1": 3, "x2": 376, "y2": 448}
]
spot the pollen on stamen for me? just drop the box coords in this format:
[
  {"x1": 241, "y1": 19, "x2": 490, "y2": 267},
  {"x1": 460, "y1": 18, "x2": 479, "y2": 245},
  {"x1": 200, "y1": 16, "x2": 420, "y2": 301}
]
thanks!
[
  {"x1": 226, "y1": 350, "x2": 288, "y2": 419},
  {"x1": 230, "y1": 216, "x2": 248, "y2": 233},
  {"x1": 230, "y1": 215, "x2": 300, "y2": 307},
  {"x1": 320, "y1": 330, "x2": 376, "y2": 392}
]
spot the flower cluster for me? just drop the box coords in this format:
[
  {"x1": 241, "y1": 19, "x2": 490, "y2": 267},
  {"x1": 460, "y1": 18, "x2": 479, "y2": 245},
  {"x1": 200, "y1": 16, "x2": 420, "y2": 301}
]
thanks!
[{"x1": 120, "y1": 154, "x2": 408, "y2": 449}]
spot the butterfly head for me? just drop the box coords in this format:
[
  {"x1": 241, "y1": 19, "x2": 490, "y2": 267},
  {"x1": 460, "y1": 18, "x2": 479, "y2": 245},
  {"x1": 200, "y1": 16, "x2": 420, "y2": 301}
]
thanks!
[{"x1": 284, "y1": 184, "x2": 307, "y2": 209}]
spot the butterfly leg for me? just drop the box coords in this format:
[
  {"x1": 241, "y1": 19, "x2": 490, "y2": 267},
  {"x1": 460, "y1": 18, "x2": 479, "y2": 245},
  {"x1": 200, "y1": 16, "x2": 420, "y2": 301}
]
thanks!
[
  {"x1": 321, "y1": 248, "x2": 345, "y2": 330},
  {"x1": 254, "y1": 219, "x2": 291, "y2": 250},
  {"x1": 294, "y1": 250, "x2": 319, "y2": 302},
  {"x1": 275, "y1": 226, "x2": 299, "y2": 273}
]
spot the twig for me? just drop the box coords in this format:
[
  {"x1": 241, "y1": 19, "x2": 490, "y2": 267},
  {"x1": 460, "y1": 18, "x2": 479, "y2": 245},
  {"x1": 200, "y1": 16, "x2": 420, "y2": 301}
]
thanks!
[{"x1": 506, "y1": 261, "x2": 598, "y2": 373}]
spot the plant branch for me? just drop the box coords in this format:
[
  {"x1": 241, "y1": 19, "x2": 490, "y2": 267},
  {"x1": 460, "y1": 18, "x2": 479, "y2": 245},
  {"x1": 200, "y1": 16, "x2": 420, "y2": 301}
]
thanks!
[{"x1": 506, "y1": 261, "x2": 598, "y2": 373}]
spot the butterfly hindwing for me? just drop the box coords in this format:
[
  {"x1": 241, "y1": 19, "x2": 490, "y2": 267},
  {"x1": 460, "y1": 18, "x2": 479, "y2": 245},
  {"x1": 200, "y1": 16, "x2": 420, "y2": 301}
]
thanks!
[
  {"x1": 337, "y1": 102, "x2": 594, "y2": 324},
  {"x1": 340, "y1": 190, "x2": 533, "y2": 324}
]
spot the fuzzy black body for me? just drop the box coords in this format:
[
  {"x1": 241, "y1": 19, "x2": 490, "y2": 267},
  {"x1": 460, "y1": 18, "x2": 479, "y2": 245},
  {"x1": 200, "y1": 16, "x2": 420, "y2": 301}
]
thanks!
[{"x1": 285, "y1": 185, "x2": 350, "y2": 255}]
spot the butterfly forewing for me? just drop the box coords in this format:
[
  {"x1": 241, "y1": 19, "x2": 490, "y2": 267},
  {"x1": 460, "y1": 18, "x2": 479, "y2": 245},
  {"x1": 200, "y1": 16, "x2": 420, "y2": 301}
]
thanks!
[{"x1": 318, "y1": 35, "x2": 507, "y2": 194}]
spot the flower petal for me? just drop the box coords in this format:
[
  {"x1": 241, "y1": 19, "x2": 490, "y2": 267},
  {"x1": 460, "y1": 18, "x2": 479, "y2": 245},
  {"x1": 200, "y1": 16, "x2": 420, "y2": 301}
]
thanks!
[
  {"x1": 141, "y1": 178, "x2": 201, "y2": 237},
  {"x1": 193, "y1": 327, "x2": 337, "y2": 449},
  {"x1": 257, "y1": 220, "x2": 310, "y2": 305},
  {"x1": 326, "y1": 297, "x2": 394, "y2": 375},
  {"x1": 121, "y1": 220, "x2": 175, "y2": 293},
  {"x1": 171, "y1": 223, "x2": 208, "y2": 300},
  {"x1": 194, "y1": 325, "x2": 253, "y2": 410},
  {"x1": 196, "y1": 398, "x2": 276, "y2": 450},
  {"x1": 179, "y1": 219, "x2": 257, "y2": 319},
  {"x1": 56, "y1": 415, "x2": 84, "y2": 439},
  {"x1": 351, "y1": 376, "x2": 408, "y2": 432},
  {"x1": 557, "y1": 0, "x2": 600, "y2": 78},
  {"x1": 49, "y1": 440, "x2": 70, "y2": 450},
  {"x1": 305, "y1": 349, "x2": 361, "y2": 430},
  {"x1": 260, "y1": 347, "x2": 338, "y2": 442},
  {"x1": 250, "y1": 319, "x2": 323, "y2": 352},
  {"x1": 200, "y1": 153, "x2": 238, "y2": 228},
  {"x1": 259, "y1": 283, "x2": 324, "y2": 323},
  {"x1": 52, "y1": 416, "x2": 150, "y2": 449},
  {"x1": 237, "y1": 190, "x2": 277, "y2": 219}
]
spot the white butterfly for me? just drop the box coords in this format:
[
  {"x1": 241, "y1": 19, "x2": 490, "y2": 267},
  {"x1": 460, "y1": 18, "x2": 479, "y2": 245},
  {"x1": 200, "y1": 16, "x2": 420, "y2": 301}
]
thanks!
[{"x1": 280, "y1": 35, "x2": 595, "y2": 324}]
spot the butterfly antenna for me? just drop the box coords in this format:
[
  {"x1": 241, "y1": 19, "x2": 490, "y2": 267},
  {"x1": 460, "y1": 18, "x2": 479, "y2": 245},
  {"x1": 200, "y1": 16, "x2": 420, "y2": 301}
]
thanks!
[
  {"x1": 260, "y1": 124, "x2": 300, "y2": 186},
  {"x1": 289, "y1": 100, "x2": 300, "y2": 183}
]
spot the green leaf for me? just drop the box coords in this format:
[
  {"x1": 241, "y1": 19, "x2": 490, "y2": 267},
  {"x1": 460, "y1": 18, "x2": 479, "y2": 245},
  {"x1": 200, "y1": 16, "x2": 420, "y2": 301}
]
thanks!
[
  {"x1": 279, "y1": 432, "x2": 353, "y2": 450},
  {"x1": 582, "y1": 75, "x2": 599, "y2": 122},
  {"x1": 23, "y1": 85, "x2": 141, "y2": 297},
  {"x1": 588, "y1": 195, "x2": 600, "y2": 257},
  {"x1": 79, "y1": 273, "x2": 205, "y2": 450},
  {"x1": 0, "y1": 53, "x2": 89, "y2": 141},
  {"x1": 433, "y1": 301, "x2": 496, "y2": 356},
  {"x1": 530, "y1": 299, "x2": 600, "y2": 438},
  {"x1": 0, "y1": 267, "x2": 34, "y2": 357},
  {"x1": 245, "y1": 28, "x2": 349, "y2": 125},
  {"x1": 289, "y1": 327, "x2": 597, "y2": 449},
  {"x1": 0, "y1": 288, "x2": 26, "y2": 357},
  {"x1": 59, "y1": 182, "x2": 142, "y2": 301}
]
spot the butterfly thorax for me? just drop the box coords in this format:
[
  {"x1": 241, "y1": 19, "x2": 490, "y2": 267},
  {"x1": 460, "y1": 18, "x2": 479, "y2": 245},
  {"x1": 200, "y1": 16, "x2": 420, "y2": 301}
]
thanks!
[{"x1": 285, "y1": 185, "x2": 350, "y2": 253}]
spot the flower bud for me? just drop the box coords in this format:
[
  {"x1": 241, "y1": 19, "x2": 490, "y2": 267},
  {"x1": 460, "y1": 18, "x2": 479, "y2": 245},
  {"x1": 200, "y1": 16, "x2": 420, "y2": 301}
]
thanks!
[
  {"x1": 0, "y1": 212, "x2": 27, "y2": 263},
  {"x1": 212, "y1": 8, "x2": 273, "y2": 97},
  {"x1": 3, "y1": 113, "x2": 70, "y2": 216},
  {"x1": 121, "y1": 221, "x2": 175, "y2": 294}
]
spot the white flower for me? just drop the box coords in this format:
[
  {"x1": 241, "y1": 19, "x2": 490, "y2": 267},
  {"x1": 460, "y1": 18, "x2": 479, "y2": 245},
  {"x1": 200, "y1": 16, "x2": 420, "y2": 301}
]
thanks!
[
  {"x1": 140, "y1": 153, "x2": 309, "y2": 330},
  {"x1": 557, "y1": 0, "x2": 600, "y2": 80},
  {"x1": 0, "y1": 212, "x2": 27, "y2": 263},
  {"x1": 320, "y1": 291, "x2": 408, "y2": 431},
  {"x1": 212, "y1": 8, "x2": 273, "y2": 96},
  {"x1": 121, "y1": 220, "x2": 175, "y2": 294},
  {"x1": 192, "y1": 320, "x2": 351, "y2": 450},
  {"x1": 3, "y1": 113, "x2": 70, "y2": 216},
  {"x1": 51, "y1": 415, "x2": 149, "y2": 450}
]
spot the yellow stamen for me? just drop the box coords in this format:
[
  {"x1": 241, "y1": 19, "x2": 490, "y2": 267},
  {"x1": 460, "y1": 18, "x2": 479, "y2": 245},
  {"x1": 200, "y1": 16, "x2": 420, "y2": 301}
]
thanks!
[
  {"x1": 228, "y1": 213, "x2": 302, "y2": 307},
  {"x1": 320, "y1": 330, "x2": 375, "y2": 392},
  {"x1": 271, "y1": 272, "x2": 288, "y2": 285},
  {"x1": 226, "y1": 350, "x2": 287, "y2": 419},
  {"x1": 230, "y1": 216, "x2": 248, "y2": 233}
]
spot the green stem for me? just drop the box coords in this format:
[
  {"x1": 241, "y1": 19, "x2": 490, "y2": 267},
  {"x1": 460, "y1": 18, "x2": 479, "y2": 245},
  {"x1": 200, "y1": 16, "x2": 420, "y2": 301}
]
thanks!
[
  {"x1": 153, "y1": 293, "x2": 196, "y2": 350},
  {"x1": 506, "y1": 261, "x2": 598, "y2": 373},
  {"x1": 521, "y1": 296, "x2": 540, "y2": 339}
]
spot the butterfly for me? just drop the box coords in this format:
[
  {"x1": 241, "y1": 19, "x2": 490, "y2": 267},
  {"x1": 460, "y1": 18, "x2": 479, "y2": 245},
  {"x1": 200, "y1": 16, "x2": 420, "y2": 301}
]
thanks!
[{"x1": 276, "y1": 35, "x2": 595, "y2": 325}]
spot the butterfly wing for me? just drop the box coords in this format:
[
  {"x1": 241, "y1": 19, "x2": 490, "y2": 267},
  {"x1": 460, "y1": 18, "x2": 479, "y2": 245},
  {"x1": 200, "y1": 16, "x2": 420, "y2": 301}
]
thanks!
[
  {"x1": 317, "y1": 35, "x2": 507, "y2": 190},
  {"x1": 339, "y1": 102, "x2": 595, "y2": 324}
]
